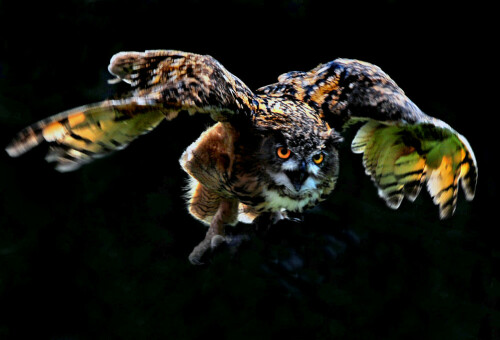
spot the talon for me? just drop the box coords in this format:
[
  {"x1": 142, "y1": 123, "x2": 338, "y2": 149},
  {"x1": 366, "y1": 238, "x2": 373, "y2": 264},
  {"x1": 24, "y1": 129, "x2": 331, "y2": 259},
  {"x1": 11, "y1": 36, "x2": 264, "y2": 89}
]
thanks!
[
  {"x1": 188, "y1": 238, "x2": 212, "y2": 265},
  {"x1": 285, "y1": 211, "x2": 304, "y2": 223},
  {"x1": 188, "y1": 252, "x2": 205, "y2": 266},
  {"x1": 289, "y1": 216, "x2": 304, "y2": 223}
]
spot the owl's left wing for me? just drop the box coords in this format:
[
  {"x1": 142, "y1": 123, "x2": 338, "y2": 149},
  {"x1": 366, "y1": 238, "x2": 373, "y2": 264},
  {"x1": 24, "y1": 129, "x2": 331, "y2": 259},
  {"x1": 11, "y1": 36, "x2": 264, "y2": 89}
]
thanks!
[
  {"x1": 258, "y1": 59, "x2": 477, "y2": 219},
  {"x1": 6, "y1": 50, "x2": 256, "y2": 171},
  {"x1": 107, "y1": 50, "x2": 255, "y2": 121}
]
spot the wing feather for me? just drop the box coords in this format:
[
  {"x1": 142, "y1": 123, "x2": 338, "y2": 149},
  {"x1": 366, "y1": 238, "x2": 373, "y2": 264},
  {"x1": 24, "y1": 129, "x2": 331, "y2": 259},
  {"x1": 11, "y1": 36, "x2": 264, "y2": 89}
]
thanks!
[
  {"x1": 6, "y1": 50, "x2": 256, "y2": 171},
  {"x1": 108, "y1": 50, "x2": 255, "y2": 121},
  {"x1": 352, "y1": 121, "x2": 476, "y2": 218},
  {"x1": 6, "y1": 99, "x2": 166, "y2": 171}
]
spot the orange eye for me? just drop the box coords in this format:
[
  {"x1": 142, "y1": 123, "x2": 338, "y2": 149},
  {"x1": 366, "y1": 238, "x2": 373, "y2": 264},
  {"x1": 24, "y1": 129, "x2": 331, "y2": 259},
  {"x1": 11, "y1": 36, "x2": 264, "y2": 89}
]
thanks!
[
  {"x1": 277, "y1": 147, "x2": 291, "y2": 159},
  {"x1": 312, "y1": 153, "x2": 324, "y2": 164}
]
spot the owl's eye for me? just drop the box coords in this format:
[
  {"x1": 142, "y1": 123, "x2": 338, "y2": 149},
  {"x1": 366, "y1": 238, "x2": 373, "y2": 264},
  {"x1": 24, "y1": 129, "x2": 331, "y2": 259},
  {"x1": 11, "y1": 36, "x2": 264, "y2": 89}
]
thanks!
[
  {"x1": 276, "y1": 147, "x2": 291, "y2": 159},
  {"x1": 312, "y1": 153, "x2": 324, "y2": 165}
]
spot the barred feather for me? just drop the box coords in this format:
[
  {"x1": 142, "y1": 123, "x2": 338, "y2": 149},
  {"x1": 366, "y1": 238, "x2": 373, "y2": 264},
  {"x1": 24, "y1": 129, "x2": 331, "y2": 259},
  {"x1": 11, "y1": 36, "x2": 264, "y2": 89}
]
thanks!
[
  {"x1": 6, "y1": 100, "x2": 166, "y2": 172},
  {"x1": 352, "y1": 121, "x2": 477, "y2": 218},
  {"x1": 6, "y1": 50, "x2": 257, "y2": 172}
]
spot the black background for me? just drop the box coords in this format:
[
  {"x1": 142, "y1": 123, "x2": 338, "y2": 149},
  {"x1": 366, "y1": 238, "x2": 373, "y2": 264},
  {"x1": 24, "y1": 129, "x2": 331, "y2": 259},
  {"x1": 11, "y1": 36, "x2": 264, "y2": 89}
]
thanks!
[{"x1": 0, "y1": 0, "x2": 497, "y2": 339}]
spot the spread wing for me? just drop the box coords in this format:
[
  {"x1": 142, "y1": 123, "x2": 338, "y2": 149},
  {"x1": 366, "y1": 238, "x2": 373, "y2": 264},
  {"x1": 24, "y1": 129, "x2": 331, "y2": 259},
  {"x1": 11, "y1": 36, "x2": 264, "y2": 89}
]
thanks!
[
  {"x1": 6, "y1": 50, "x2": 256, "y2": 171},
  {"x1": 258, "y1": 59, "x2": 477, "y2": 219}
]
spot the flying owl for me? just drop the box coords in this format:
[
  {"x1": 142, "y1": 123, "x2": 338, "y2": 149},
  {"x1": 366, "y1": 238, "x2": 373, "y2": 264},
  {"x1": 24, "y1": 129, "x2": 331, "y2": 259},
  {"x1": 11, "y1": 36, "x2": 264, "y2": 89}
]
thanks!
[{"x1": 5, "y1": 50, "x2": 478, "y2": 264}]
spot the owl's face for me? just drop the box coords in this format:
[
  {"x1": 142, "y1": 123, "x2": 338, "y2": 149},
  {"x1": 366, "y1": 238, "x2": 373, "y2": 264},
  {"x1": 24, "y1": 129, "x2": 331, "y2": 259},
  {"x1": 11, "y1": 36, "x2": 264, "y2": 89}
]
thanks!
[{"x1": 258, "y1": 128, "x2": 341, "y2": 196}]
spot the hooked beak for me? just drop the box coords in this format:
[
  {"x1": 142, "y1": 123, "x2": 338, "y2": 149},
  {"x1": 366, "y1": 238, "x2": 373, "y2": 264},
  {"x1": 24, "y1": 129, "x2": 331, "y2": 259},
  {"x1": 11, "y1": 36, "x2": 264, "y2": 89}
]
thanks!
[{"x1": 286, "y1": 161, "x2": 307, "y2": 191}]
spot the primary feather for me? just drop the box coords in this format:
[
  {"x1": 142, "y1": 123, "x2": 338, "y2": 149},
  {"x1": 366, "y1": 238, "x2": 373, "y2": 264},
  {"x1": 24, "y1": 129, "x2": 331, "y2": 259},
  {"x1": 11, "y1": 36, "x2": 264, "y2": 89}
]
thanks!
[{"x1": 351, "y1": 121, "x2": 477, "y2": 218}]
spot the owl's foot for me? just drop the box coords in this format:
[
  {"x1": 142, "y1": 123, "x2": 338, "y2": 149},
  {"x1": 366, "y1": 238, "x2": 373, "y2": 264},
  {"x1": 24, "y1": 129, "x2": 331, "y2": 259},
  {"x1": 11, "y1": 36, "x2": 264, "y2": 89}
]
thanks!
[
  {"x1": 254, "y1": 211, "x2": 304, "y2": 238},
  {"x1": 188, "y1": 232, "x2": 251, "y2": 265},
  {"x1": 188, "y1": 199, "x2": 238, "y2": 265},
  {"x1": 188, "y1": 234, "x2": 227, "y2": 265}
]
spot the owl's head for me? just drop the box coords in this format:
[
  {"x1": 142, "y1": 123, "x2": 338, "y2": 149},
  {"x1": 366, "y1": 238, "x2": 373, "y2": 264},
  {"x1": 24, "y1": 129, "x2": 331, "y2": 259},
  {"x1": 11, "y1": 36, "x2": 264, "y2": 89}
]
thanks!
[{"x1": 256, "y1": 116, "x2": 342, "y2": 196}]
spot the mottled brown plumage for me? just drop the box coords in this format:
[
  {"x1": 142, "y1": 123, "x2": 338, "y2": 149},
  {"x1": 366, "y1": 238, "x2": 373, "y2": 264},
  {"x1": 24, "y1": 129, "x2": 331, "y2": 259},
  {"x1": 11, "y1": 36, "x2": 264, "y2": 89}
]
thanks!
[{"x1": 5, "y1": 50, "x2": 478, "y2": 264}]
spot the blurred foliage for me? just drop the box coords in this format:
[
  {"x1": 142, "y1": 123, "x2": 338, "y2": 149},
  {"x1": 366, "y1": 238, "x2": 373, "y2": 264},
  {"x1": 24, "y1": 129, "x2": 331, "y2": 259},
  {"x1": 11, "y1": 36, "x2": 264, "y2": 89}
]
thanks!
[{"x1": 0, "y1": 0, "x2": 496, "y2": 339}]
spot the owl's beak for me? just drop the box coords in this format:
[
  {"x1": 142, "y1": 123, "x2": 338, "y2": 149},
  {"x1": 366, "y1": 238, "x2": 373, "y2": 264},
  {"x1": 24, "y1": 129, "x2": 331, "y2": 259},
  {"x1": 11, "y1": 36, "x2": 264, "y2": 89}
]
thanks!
[{"x1": 286, "y1": 161, "x2": 308, "y2": 191}]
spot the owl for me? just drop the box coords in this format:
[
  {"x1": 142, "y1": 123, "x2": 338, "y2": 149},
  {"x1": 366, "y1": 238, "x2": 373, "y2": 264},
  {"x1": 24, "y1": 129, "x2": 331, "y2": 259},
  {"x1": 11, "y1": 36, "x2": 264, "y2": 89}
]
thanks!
[{"x1": 6, "y1": 50, "x2": 478, "y2": 264}]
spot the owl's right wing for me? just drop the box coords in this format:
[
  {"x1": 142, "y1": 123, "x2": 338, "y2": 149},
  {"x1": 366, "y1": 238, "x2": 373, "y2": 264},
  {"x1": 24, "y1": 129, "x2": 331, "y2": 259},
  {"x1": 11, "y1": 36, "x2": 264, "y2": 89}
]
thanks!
[
  {"x1": 258, "y1": 58, "x2": 477, "y2": 219},
  {"x1": 6, "y1": 50, "x2": 256, "y2": 171}
]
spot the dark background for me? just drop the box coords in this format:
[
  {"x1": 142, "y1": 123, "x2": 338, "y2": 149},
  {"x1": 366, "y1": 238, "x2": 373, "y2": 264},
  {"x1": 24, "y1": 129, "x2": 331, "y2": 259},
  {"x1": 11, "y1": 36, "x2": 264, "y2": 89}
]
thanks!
[{"x1": 0, "y1": 0, "x2": 497, "y2": 338}]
